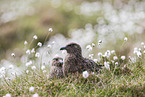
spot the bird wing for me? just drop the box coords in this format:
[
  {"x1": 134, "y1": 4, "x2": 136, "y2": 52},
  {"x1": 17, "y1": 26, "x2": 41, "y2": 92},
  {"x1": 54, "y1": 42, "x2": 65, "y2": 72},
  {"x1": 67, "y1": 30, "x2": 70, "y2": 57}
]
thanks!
[
  {"x1": 63, "y1": 55, "x2": 85, "y2": 75},
  {"x1": 83, "y1": 58, "x2": 102, "y2": 72}
]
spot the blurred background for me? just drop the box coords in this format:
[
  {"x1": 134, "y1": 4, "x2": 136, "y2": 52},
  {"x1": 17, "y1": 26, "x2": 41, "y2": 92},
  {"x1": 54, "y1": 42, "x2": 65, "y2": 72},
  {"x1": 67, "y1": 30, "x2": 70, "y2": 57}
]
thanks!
[{"x1": 0, "y1": 0, "x2": 145, "y2": 61}]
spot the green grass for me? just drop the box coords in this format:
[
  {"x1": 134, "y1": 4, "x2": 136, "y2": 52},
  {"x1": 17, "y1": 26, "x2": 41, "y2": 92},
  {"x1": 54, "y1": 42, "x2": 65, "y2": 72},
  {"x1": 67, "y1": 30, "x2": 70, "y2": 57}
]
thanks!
[
  {"x1": 1, "y1": 59, "x2": 145, "y2": 97},
  {"x1": 1, "y1": 0, "x2": 145, "y2": 96}
]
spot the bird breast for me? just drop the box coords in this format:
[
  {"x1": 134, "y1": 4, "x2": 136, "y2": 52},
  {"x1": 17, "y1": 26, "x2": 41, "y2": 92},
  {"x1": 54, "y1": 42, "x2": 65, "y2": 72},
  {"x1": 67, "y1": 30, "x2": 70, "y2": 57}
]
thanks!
[{"x1": 63, "y1": 54, "x2": 85, "y2": 73}]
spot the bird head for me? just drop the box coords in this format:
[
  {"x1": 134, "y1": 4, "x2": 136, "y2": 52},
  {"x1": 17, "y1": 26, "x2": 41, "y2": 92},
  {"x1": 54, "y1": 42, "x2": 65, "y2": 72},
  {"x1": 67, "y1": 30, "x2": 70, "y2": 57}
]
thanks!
[
  {"x1": 52, "y1": 57, "x2": 63, "y2": 67},
  {"x1": 60, "y1": 43, "x2": 82, "y2": 55}
]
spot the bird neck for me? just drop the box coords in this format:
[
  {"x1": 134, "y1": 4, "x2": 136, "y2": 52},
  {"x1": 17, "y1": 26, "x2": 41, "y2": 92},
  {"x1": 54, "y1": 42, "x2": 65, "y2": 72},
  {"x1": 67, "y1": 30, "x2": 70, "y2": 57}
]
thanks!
[{"x1": 67, "y1": 52, "x2": 82, "y2": 58}]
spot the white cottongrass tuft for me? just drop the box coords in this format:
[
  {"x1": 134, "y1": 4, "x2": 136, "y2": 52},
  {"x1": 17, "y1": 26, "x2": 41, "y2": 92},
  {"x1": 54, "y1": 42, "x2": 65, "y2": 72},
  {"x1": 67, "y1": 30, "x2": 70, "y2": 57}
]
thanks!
[
  {"x1": 133, "y1": 48, "x2": 138, "y2": 54},
  {"x1": 24, "y1": 41, "x2": 28, "y2": 45},
  {"x1": 51, "y1": 41, "x2": 55, "y2": 45},
  {"x1": 29, "y1": 86, "x2": 35, "y2": 92},
  {"x1": 143, "y1": 50, "x2": 145, "y2": 54},
  {"x1": 91, "y1": 72, "x2": 94, "y2": 75},
  {"x1": 98, "y1": 40, "x2": 102, "y2": 45},
  {"x1": 137, "y1": 51, "x2": 142, "y2": 57},
  {"x1": 31, "y1": 66, "x2": 36, "y2": 70},
  {"x1": 115, "y1": 62, "x2": 118, "y2": 65},
  {"x1": 33, "y1": 35, "x2": 38, "y2": 39},
  {"x1": 82, "y1": 71, "x2": 89, "y2": 78},
  {"x1": 86, "y1": 45, "x2": 92, "y2": 51},
  {"x1": 31, "y1": 48, "x2": 35, "y2": 53},
  {"x1": 0, "y1": 67, "x2": 6, "y2": 78},
  {"x1": 43, "y1": 70, "x2": 47, "y2": 73},
  {"x1": 104, "y1": 61, "x2": 110, "y2": 70},
  {"x1": 41, "y1": 65, "x2": 45, "y2": 70},
  {"x1": 111, "y1": 60, "x2": 114, "y2": 63},
  {"x1": 32, "y1": 93, "x2": 39, "y2": 97},
  {"x1": 25, "y1": 60, "x2": 33, "y2": 67},
  {"x1": 54, "y1": 54, "x2": 59, "y2": 57},
  {"x1": 121, "y1": 56, "x2": 126, "y2": 60},
  {"x1": 26, "y1": 49, "x2": 31, "y2": 55},
  {"x1": 129, "y1": 57, "x2": 136, "y2": 63},
  {"x1": 89, "y1": 54, "x2": 94, "y2": 59},
  {"x1": 113, "y1": 56, "x2": 118, "y2": 60},
  {"x1": 0, "y1": 75, "x2": 3, "y2": 78},
  {"x1": 3, "y1": 93, "x2": 11, "y2": 97},
  {"x1": 26, "y1": 70, "x2": 29, "y2": 74},
  {"x1": 0, "y1": 67, "x2": 6, "y2": 71},
  {"x1": 11, "y1": 53, "x2": 15, "y2": 57},
  {"x1": 61, "y1": 50, "x2": 66, "y2": 54},
  {"x1": 141, "y1": 42, "x2": 144, "y2": 46},
  {"x1": 92, "y1": 43, "x2": 95, "y2": 47},
  {"x1": 37, "y1": 42, "x2": 42, "y2": 47},
  {"x1": 124, "y1": 37, "x2": 128, "y2": 41},
  {"x1": 104, "y1": 50, "x2": 111, "y2": 58},
  {"x1": 47, "y1": 44, "x2": 52, "y2": 48},
  {"x1": 8, "y1": 65, "x2": 14, "y2": 69},
  {"x1": 93, "y1": 59, "x2": 98, "y2": 63},
  {"x1": 35, "y1": 52, "x2": 40, "y2": 58},
  {"x1": 5, "y1": 77, "x2": 10, "y2": 80},
  {"x1": 48, "y1": 28, "x2": 53, "y2": 32},
  {"x1": 111, "y1": 50, "x2": 115, "y2": 54},
  {"x1": 98, "y1": 52, "x2": 102, "y2": 56},
  {"x1": 11, "y1": 72, "x2": 16, "y2": 76}
]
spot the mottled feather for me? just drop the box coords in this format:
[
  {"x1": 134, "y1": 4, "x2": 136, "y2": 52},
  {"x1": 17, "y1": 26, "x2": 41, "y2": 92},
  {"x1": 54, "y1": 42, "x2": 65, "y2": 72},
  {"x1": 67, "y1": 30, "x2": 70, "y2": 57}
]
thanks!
[
  {"x1": 49, "y1": 57, "x2": 63, "y2": 79},
  {"x1": 60, "y1": 43, "x2": 102, "y2": 76}
]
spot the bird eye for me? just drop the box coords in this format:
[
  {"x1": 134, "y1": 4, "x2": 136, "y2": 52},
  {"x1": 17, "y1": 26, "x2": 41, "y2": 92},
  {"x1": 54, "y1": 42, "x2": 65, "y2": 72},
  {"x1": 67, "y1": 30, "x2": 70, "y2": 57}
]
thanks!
[{"x1": 68, "y1": 44, "x2": 71, "y2": 47}]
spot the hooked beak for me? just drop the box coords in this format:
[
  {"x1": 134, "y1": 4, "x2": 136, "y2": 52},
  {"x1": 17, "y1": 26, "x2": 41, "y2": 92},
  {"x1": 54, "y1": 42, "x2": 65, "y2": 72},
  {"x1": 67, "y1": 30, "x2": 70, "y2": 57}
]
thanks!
[{"x1": 60, "y1": 46, "x2": 67, "y2": 50}]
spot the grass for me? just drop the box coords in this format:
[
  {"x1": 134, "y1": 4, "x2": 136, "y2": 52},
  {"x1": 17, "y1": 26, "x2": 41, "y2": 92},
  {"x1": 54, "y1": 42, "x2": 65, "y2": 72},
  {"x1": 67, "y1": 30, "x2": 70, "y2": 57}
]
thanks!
[
  {"x1": 1, "y1": 0, "x2": 145, "y2": 96},
  {"x1": 0, "y1": 55, "x2": 145, "y2": 97},
  {"x1": 1, "y1": 32, "x2": 145, "y2": 97}
]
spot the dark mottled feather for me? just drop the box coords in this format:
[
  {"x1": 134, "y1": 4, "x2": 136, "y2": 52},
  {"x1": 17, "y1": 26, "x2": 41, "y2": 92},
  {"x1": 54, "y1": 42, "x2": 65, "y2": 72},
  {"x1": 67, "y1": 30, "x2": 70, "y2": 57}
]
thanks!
[
  {"x1": 49, "y1": 57, "x2": 63, "y2": 79},
  {"x1": 60, "y1": 43, "x2": 102, "y2": 76}
]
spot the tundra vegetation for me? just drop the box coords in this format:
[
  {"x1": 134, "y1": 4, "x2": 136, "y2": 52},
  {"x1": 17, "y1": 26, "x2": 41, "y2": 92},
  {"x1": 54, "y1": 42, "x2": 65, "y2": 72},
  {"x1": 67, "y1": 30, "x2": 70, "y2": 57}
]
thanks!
[{"x1": 0, "y1": 0, "x2": 145, "y2": 96}]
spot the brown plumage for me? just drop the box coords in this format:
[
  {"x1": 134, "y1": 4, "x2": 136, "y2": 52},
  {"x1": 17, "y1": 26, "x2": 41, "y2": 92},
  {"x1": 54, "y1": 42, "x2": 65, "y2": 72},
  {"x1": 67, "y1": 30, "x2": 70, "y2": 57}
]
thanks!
[
  {"x1": 60, "y1": 43, "x2": 102, "y2": 76},
  {"x1": 49, "y1": 57, "x2": 63, "y2": 79}
]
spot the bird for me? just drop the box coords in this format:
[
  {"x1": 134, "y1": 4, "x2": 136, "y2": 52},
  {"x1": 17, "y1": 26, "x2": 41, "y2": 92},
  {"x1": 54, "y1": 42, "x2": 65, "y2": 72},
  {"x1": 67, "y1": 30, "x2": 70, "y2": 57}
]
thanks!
[
  {"x1": 49, "y1": 57, "x2": 64, "y2": 79},
  {"x1": 60, "y1": 42, "x2": 102, "y2": 77}
]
